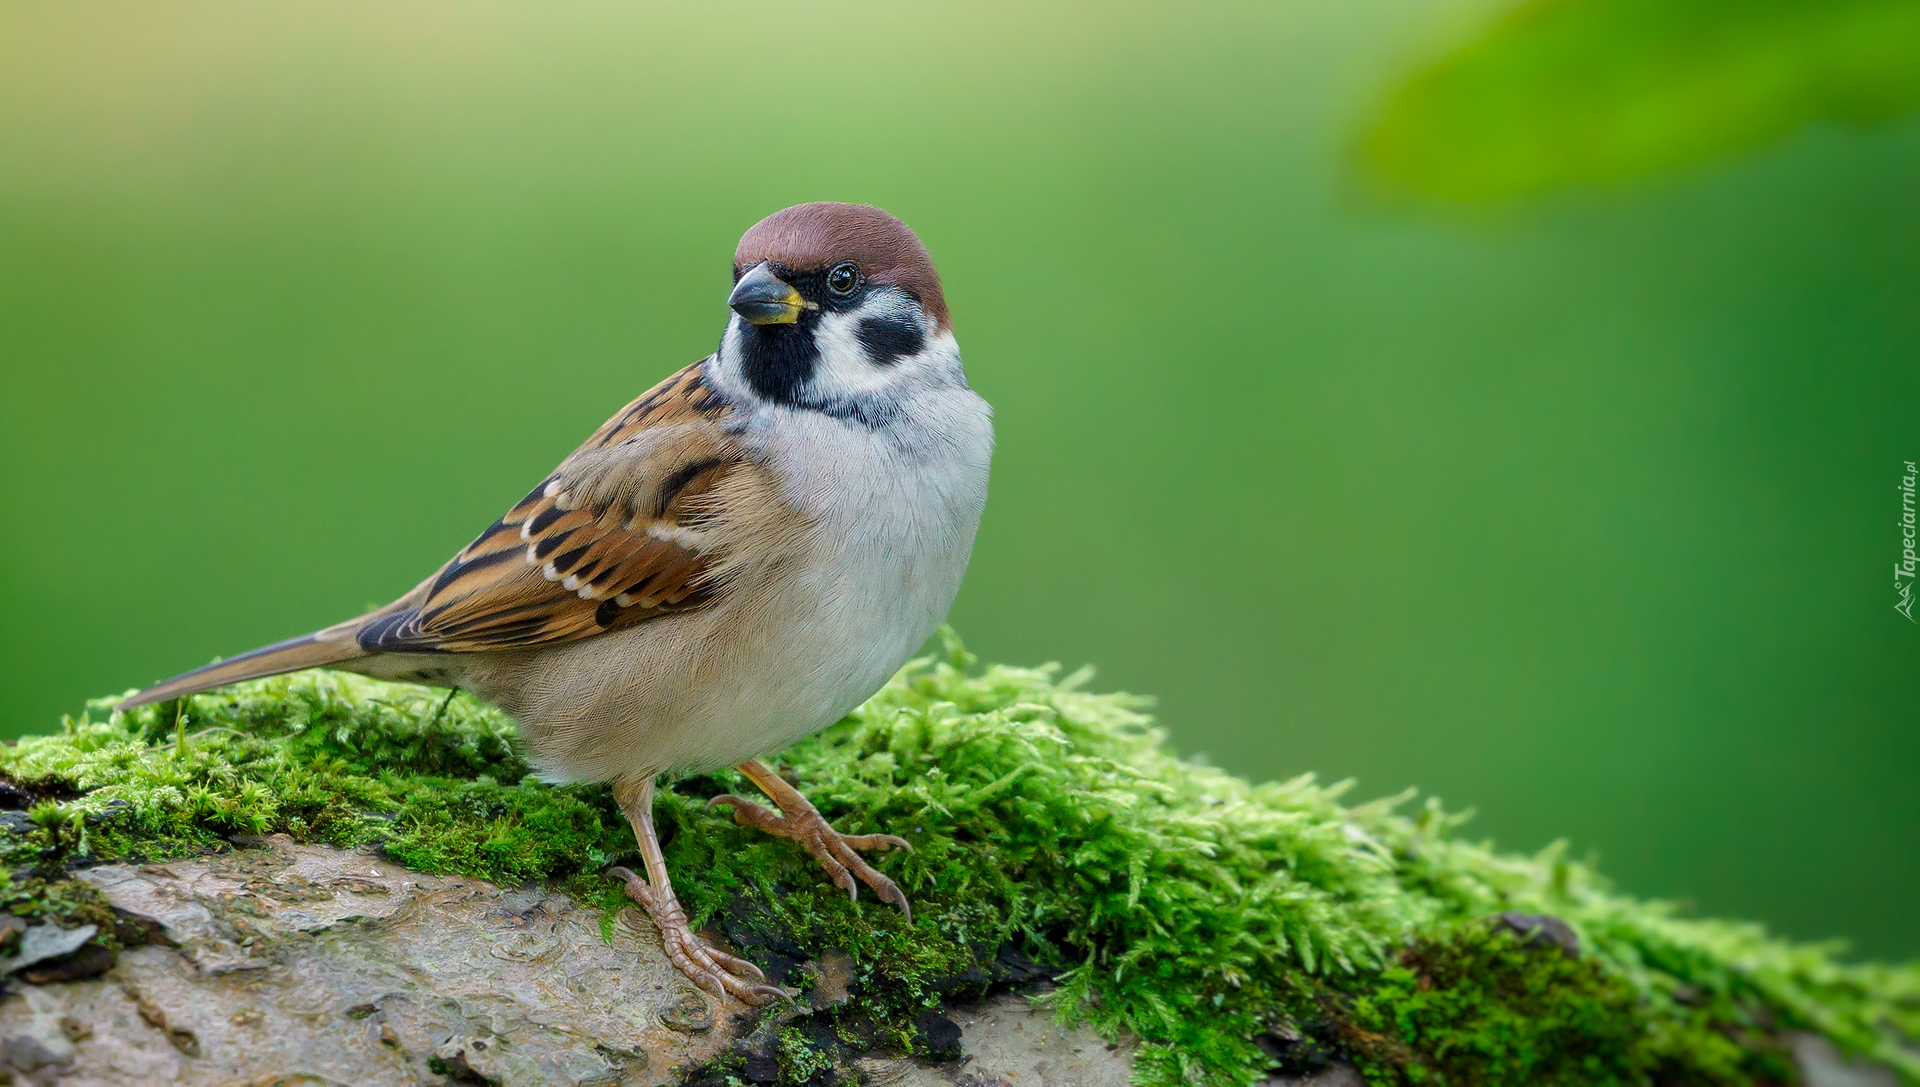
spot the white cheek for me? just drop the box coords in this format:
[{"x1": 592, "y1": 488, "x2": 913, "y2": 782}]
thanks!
[
  {"x1": 800, "y1": 292, "x2": 968, "y2": 406},
  {"x1": 804, "y1": 310, "x2": 898, "y2": 402},
  {"x1": 707, "y1": 317, "x2": 752, "y2": 401}
]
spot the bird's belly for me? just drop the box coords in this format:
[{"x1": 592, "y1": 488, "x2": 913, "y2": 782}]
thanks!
[{"x1": 472, "y1": 485, "x2": 979, "y2": 783}]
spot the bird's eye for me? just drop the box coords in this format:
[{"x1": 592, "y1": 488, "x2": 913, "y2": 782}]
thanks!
[{"x1": 826, "y1": 262, "x2": 859, "y2": 296}]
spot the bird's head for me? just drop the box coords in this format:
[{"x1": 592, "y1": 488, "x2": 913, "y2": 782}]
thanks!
[{"x1": 717, "y1": 202, "x2": 964, "y2": 420}]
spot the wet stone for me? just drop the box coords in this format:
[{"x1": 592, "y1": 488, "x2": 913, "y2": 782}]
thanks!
[
  {"x1": 741, "y1": 1040, "x2": 780, "y2": 1084},
  {"x1": 0, "y1": 839, "x2": 1153, "y2": 1087},
  {"x1": 914, "y1": 1009, "x2": 964, "y2": 1059},
  {"x1": 0, "y1": 837, "x2": 739, "y2": 1085},
  {"x1": 659, "y1": 989, "x2": 714, "y2": 1034},
  {"x1": 18, "y1": 943, "x2": 115, "y2": 984},
  {"x1": 1495, "y1": 911, "x2": 1580, "y2": 957},
  {"x1": 804, "y1": 948, "x2": 857, "y2": 1009}
]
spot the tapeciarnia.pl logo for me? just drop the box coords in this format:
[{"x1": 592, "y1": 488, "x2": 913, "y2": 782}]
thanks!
[{"x1": 1899, "y1": 460, "x2": 1917, "y2": 623}]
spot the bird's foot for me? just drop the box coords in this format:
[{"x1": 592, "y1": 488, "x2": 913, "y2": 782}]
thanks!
[
  {"x1": 709, "y1": 769, "x2": 914, "y2": 922},
  {"x1": 607, "y1": 866, "x2": 785, "y2": 1006}
]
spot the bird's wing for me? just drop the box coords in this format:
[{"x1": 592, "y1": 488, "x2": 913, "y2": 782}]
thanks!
[{"x1": 356, "y1": 360, "x2": 746, "y2": 654}]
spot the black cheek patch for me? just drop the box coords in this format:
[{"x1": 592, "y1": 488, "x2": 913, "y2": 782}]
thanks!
[{"x1": 855, "y1": 315, "x2": 925, "y2": 367}]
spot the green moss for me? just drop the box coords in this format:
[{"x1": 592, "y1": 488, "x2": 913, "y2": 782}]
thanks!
[
  {"x1": 776, "y1": 1025, "x2": 839, "y2": 1084},
  {"x1": 6, "y1": 631, "x2": 1917, "y2": 1086},
  {"x1": 0, "y1": 874, "x2": 120, "y2": 950},
  {"x1": 1339, "y1": 921, "x2": 1794, "y2": 1086}
]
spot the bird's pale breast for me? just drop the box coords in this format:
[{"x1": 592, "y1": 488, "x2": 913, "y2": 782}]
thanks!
[{"x1": 470, "y1": 375, "x2": 993, "y2": 784}]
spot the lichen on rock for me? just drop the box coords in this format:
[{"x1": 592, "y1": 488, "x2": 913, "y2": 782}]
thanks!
[{"x1": 0, "y1": 630, "x2": 1913, "y2": 1086}]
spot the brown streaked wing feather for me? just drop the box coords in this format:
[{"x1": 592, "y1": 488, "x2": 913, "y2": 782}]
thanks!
[
  {"x1": 359, "y1": 360, "x2": 741, "y2": 654},
  {"x1": 575, "y1": 362, "x2": 724, "y2": 452}
]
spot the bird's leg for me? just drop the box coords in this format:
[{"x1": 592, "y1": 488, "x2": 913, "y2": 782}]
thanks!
[
  {"x1": 606, "y1": 776, "x2": 785, "y2": 1005},
  {"x1": 708, "y1": 759, "x2": 915, "y2": 921}
]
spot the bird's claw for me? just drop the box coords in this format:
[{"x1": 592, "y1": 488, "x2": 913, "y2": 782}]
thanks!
[
  {"x1": 607, "y1": 866, "x2": 786, "y2": 1005},
  {"x1": 706, "y1": 794, "x2": 915, "y2": 922}
]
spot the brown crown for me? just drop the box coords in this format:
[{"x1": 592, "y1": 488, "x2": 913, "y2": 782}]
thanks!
[{"x1": 734, "y1": 203, "x2": 949, "y2": 330}]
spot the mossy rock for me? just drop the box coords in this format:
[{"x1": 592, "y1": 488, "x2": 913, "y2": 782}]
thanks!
[{"x1": 1, "y1": 631, "x2": 1914, "y2": 1086}]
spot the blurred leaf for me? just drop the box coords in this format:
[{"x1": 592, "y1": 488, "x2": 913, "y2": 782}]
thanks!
[{"x1": 1358, "y1": 0, "x2": 1920, "y2": 202}]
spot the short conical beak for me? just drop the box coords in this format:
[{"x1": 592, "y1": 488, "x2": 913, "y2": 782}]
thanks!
[{"x1": 728, "y1": 262, "x2": 808, "y2": 325}]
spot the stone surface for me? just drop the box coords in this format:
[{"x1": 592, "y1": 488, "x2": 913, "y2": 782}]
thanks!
[
  {"x1": 0, "y1": 838, "x2": 1134, "y2": 1087},
  {"x1": 0, "y1": 836, "x2": 736, "y2": 1085},
  {"x1": 857, "y1": 993, "x2": 1137, "y2": 1087},
  {"x1": 1789, "y1": 1031, "x2": 1903, "y2": 1087},
  {"x1": 0, "y1": 923, "x2": 99, "y2": 979}
]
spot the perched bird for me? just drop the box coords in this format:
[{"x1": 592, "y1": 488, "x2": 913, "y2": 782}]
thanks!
[{"x1": 117, "y1": 202, "x2": 994, "y2": 1003}]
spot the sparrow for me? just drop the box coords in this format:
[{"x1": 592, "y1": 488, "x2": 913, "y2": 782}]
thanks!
[{"x1": 117, "y1": 202, "x2": 995, "y2": 1004}]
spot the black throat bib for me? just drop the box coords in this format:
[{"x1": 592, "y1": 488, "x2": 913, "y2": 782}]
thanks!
[{"x1": 735, "y1": 319, "x2": 822, "y2": 407}]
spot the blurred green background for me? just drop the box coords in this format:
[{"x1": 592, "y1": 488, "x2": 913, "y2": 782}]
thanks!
[{"x1": 2, "y1": 1, "x2": 1915, "y2": 957}]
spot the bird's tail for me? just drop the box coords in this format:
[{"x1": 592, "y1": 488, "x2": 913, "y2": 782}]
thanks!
[{"x1": 114, "y1": 624, "x2": 370, "y2": 711}]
